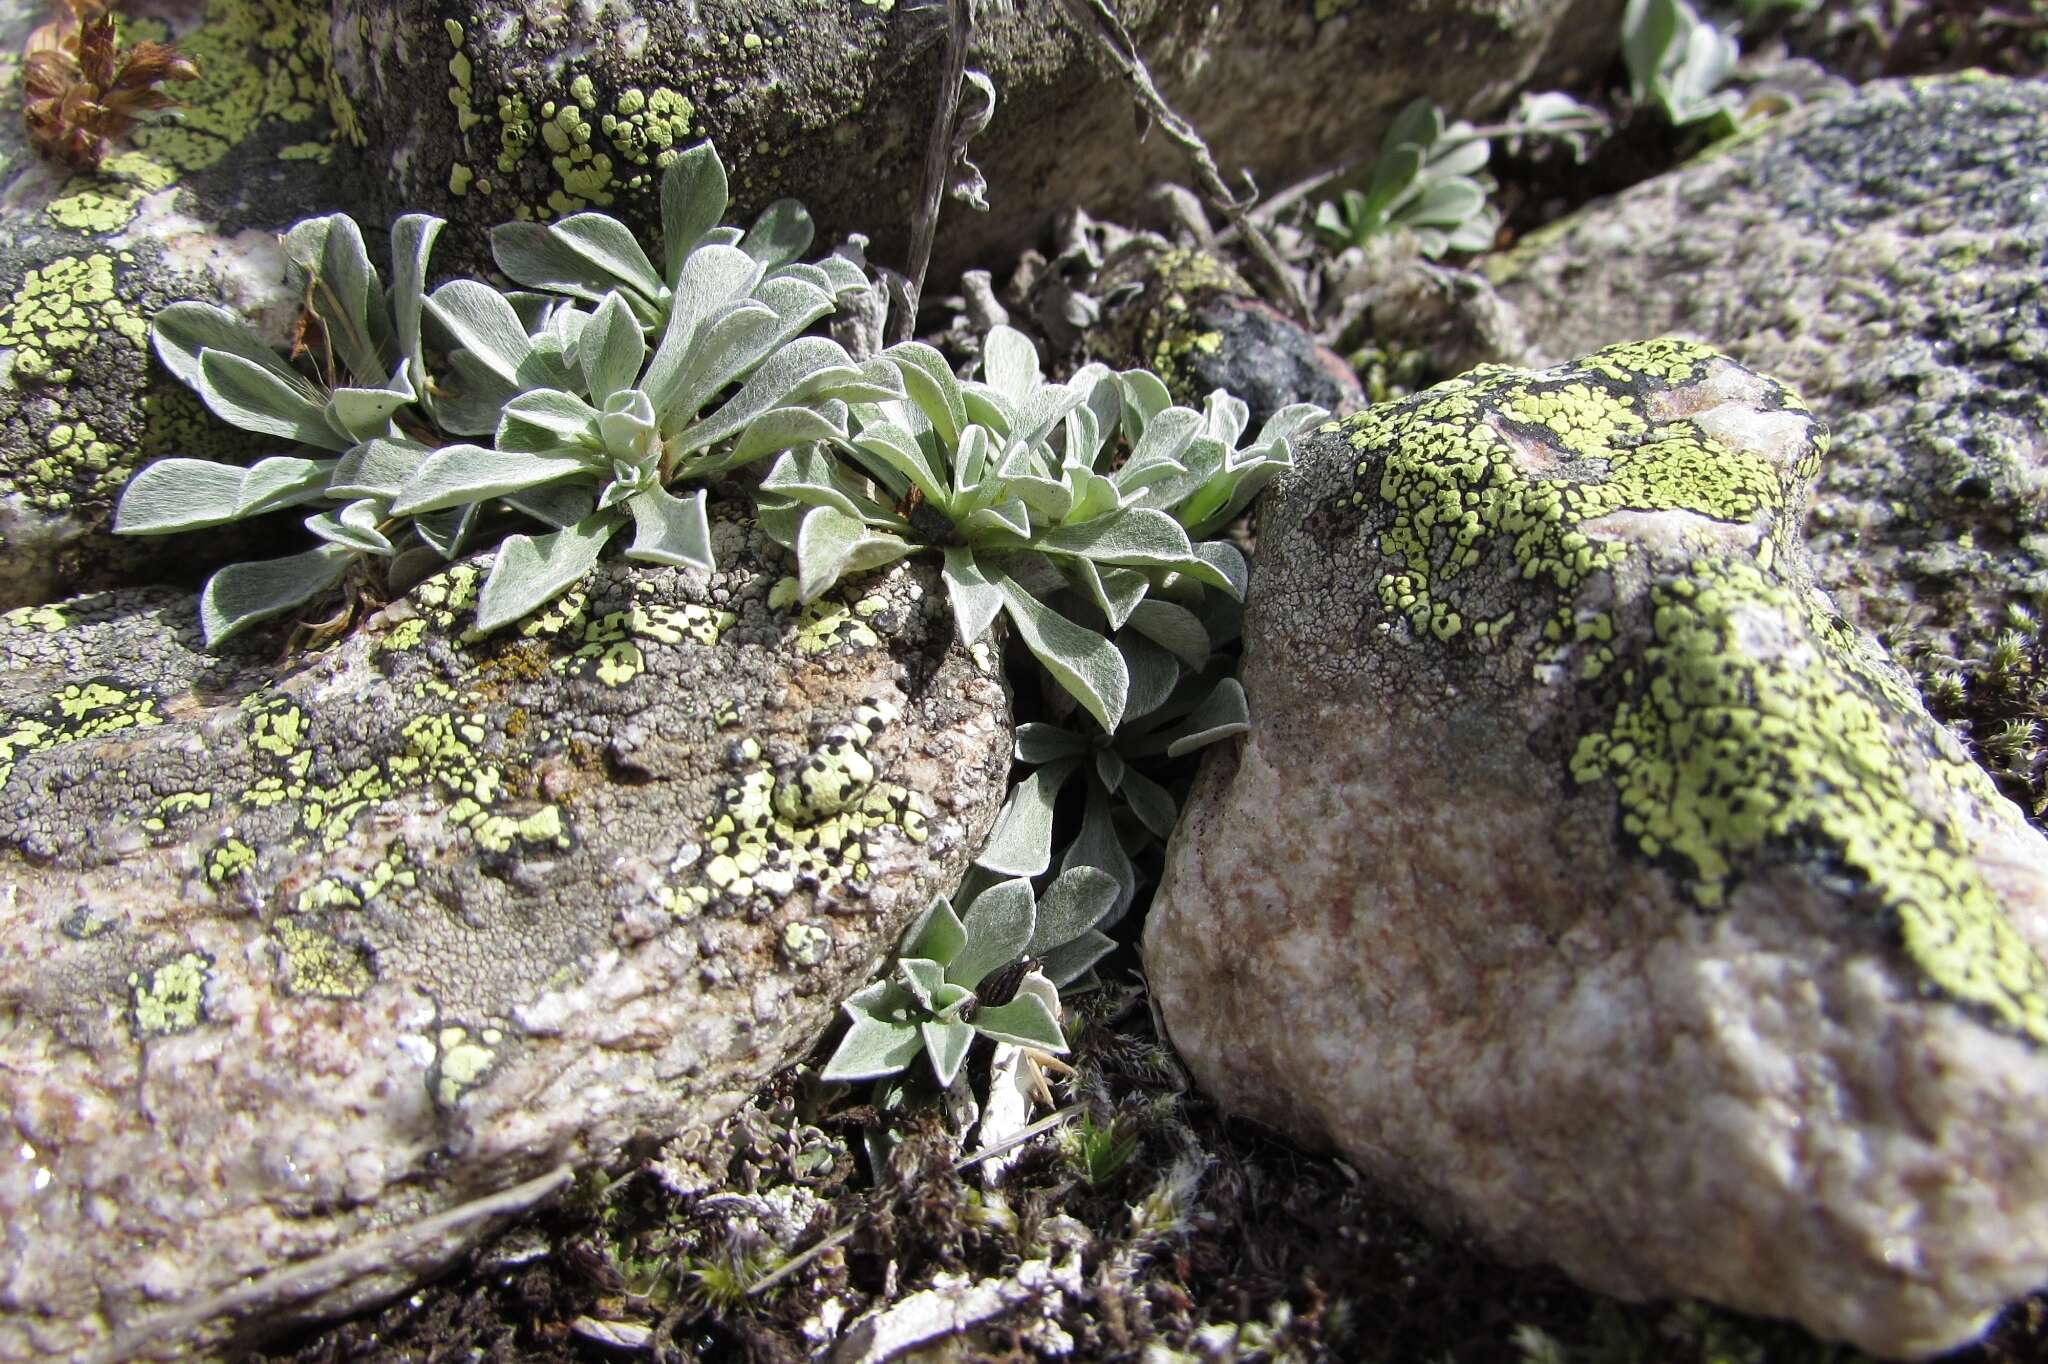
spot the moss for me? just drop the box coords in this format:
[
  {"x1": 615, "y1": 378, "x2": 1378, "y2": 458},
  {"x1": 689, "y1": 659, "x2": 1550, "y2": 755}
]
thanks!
[{"x1": 128, "y1": 950, "x2": 212, "y2": 1037}]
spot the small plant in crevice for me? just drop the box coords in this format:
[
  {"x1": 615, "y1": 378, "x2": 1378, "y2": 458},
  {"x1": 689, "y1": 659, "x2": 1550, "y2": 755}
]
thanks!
[
  {"x1": 819, "y1": 867, "x2": 1124, "y2": 1090},
  {"x1": 984, "y1": 653, "x2": 1251, "y2": 919},
  {"x1": 113, "y1": 142, "x2": 882, "y2": 644},
  {"x1": 1623, "y1": 0, "x2": 1743, "y2": 131},
  {"x1": 1313, "y1": 99, "x2": 1498, "y2": 258},
  {"x1": 1311, "y1": 94, "x2": 1605, "y2": 259},
  {"x1": 1061, "y1": 1109, "x2": 1141, "y2": 1189}
]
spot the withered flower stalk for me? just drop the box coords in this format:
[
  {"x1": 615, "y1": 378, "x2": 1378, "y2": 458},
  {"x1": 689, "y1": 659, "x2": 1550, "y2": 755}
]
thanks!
[{"x1": 22, "y1": 0, "x2": 199, "y2": 172}]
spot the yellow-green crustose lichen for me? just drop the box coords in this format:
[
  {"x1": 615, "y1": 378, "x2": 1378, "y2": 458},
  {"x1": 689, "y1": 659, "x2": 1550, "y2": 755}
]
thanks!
[
  {"x1": 238, "y1": 693, "x2": 567, "y2": 854},
  {"x1": 0, "y1": 254, "x2": 148, "y2": 385},
  {"x1": 383, "y1": 565, "x2": 732, "y2": 687},
  {"x1": 442, "y1": 23, "x2": 693, "y2": 217},
  {"x1": 665, "y1": 703, "x2": 930, "y2": 915},
  {"x1": 128, "y1": 951, "x2": 212, "y2": 1037},
  {"x1": 557, "y1": 600, "x2": 736, "y2": 688},
  {"x1": 36, "y1": 0, "x2": 348, "y2": 234},
  {"x1": 767, "y1": 576, "x2": 886, "y2": 655},
  {"x1": 206, "y1": 835, "x2": 257, "y2": 885},
  {"x1": 127, "y1": 0, "x2": 340, "y2": 174},
  {"x1": 1349, "y1": 338, "x2": 2048, "y2": 1045},
  {"x1": 781, "y1": 921, "x2": 833, "y2": 967},
  {"x1": 2, "y1": 604, "x2": 71, "y2": 634},
  {"x1": 0, "y1": 252, "x2": 159, "y2": 513},
  {"x1": 273, "y1": 919, "x2": 372, "y2": 998},
  {"x1": 1344, "y1": 338, "x2": 1811, "y2": 668},
  {"x1": 1570, "y1": 555, "x2": 2048, "y2": 1044},
  {"x1": 433, "y1": 1023, "x2": 504, "y2": 1105},
  {"x1": 1111, "y1": 248, "x2": 1247, "y2": 403},
  {"x1": 0, "y1": 682, "x2": 165, "y2": 790}
]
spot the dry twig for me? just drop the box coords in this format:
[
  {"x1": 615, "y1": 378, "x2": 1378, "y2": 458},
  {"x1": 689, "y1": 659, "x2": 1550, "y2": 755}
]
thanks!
[{"x1": 1052, "y1": 0, "x2": 1313, "y2": 325}]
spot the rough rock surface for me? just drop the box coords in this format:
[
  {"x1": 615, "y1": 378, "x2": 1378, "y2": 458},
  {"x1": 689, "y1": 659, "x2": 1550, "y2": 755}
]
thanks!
[
  {"x1": 1144, "y1": 341, "x2": 2048, "y2": 1359},
  {"x1": 331, "y1": 0, "x2": 1623, "y2": 282},
  {"x1": 0, "y1": 519, "x2": 1010, "y2": 1362},
  {"x1": 1488, "y1": 76, "x2": 2048, "y2": 756},
  {"x1": 0, "y1": 0, "x2": 341, "y2": 607},
  {"x1": 1090, "y1": 245, "x2": 1360, "y2": 426}
]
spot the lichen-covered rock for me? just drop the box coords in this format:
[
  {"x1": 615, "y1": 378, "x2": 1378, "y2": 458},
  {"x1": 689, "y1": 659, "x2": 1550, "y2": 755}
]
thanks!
[
  {"x1": 0, "y1": 0, "x2": 350, "y2": 607},
  {"x1": 1486, "y1": 76, "x2": 2048, "y2": 809},
  {"x1": 0, "y1": 518, "x2": 1009, "y2": 1361},
  {"x1": 330, "y1": 0, "x2": 1624, "y2": 282},
  {"x1": 1143, "y1": 340, "x2": 2048, "y2": 1360},
  {"x1": 1089, "y1": 246, "x2": 1360, "y2": 426}
]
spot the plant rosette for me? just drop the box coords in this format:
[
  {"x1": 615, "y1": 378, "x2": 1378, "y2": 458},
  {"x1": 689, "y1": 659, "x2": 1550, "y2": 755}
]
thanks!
[
  {"x1": 756, "y1": 324, "x2": 1321, "y2": 734},
  {"x1": 113, "y1": 141, "x2": 894, "y2": 644}
]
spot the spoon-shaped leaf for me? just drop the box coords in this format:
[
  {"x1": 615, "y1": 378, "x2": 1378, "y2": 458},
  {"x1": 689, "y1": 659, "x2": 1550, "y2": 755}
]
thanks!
[
  {"x1": 475, "y1": 511, "x2": 619, "y2": 631},
  {"x1": 199, "y1": 543, "x2": 356, "y2": 646}
]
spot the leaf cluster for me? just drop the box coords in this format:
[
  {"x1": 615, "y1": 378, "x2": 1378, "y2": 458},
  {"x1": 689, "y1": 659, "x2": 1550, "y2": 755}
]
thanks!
[
  {"x1": 24, "y1": 0, "x2": 198, "y2": 170},
  {"x1": 984, "y1": 654, "x2": 1250, "y2": 926},
  {"x1": 115, "y1": 143, "x2": 883, "y2": 644},
  {"x1": 821, "y1": 867, "x2": 1125, "y2": 1089},
  {"x1": 1312, "y1": 99, "x2": 1499, "y2": 258},
  {"x1": 1623, "y1": 0, "x2": 1742, "y2": 130},
  {"x1": 1312, "y1": 94, "x2": 1608, "y2": 258},
  {"x1": 758, "y1": 324, "x2": 1319, "y2": 735}
]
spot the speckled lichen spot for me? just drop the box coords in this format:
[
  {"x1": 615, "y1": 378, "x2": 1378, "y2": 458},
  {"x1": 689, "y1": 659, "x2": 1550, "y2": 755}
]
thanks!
[
  {"x1": 0, "y1": 681, "x2": 164, "y2": 789},
  {"x1": 665, "y1": 703, "x2": 929, "y2": 915},
  {"x1": 0, "y1": 254, "x2": 147, "y2": 384},
  {"x1": 128, "y1": 951, "x2": 212, "y2": 1037}
]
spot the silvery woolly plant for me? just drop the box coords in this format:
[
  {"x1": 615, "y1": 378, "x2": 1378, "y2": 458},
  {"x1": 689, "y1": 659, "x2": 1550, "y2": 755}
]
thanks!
[
  {"x1": 982, "y1": 650, "x2": 1253, "y2": 924},
  {"x1": 115, "y1": 142, "x2": 893, "y2": 645},
  {"x1": 819, "y1": 866, "x2": 1123, "y2": 1090},
  {"x1": 755, "y1": 324, "x2": 1321, "y2": 734},
  {"x1": 1313, "y1": 98, "x2": 1500, "y2": 259},
  {"x1": 1622, "y1": 0, "x2": 1742, "y2": 130}
]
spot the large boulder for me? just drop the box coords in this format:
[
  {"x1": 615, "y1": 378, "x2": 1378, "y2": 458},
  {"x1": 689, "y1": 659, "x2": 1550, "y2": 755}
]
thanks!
[
  {"x1": 0, "y1": 520, "x2": 1010, "y2": 1361},
  {"x1": 1488, "y1": 75, "x2": 2048, "y2": 804},
  {"x1": 1144, "y1": 341, "x2": 2048, "y2": 1359},
  {"x1": 329, "y1": 0, "x2": 1623, "y2": 282},
  {"x1": 0, "y1": 0, "x2": 344, "y2": 607}
]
